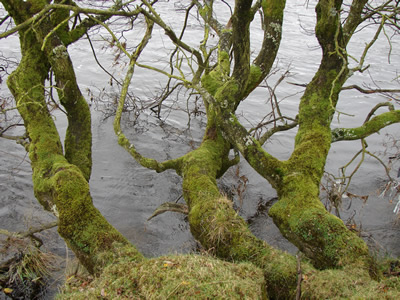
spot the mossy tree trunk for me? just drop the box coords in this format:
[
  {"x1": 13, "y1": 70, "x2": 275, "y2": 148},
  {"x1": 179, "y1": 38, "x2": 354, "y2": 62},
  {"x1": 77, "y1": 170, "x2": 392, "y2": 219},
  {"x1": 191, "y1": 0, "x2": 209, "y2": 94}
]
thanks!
[
  {"x1": 217, "y1": 0, "x2": 397, "y2": 275},
  {"x1": 2, "y1": 0, "x2": 140, "y2": 274}
]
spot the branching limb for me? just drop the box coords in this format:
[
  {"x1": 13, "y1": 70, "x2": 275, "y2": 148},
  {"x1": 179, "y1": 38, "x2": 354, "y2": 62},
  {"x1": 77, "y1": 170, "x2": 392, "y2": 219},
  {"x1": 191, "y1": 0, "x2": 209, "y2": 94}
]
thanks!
[
  {"x1": 198, "y1": 87, "x2": 284, "y2": 189},
  {"x1": 139, "y1": 0, "x2": 205, "y2": 81},
  {"x1": 339, "y1": 140, "x2": 367, "y2": 195},
  {"x1": 258, "y1": 120, "x2": 298, "y2": 145},
  {"x1": 364, "y1": 102, "x2": 394, "y2": 123},
  {"x1": 194, "y1": 0, "x2": 225, "y2": 37},
  {"x1": 0, "y1": 2, "x2": 140, "y2": 40},
  {"x1": 349, "y1": 15, "x2": 385, "y2": 74},
  {"x1": 342, "y1": 0, "x2": 369, "y2": 43},
  {"x1": 113, "y1": 18, "x2": 182, "y2": 174},
  {"x1": 231, "y1": 0, "x2": 252, "y2": 87}
]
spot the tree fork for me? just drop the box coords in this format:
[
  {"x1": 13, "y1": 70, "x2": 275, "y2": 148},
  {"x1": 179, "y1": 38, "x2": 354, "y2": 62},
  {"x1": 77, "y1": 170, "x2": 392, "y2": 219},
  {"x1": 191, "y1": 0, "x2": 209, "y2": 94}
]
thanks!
[{"x1": 5, "y1": 6, "x2": 139, "y2": 274}]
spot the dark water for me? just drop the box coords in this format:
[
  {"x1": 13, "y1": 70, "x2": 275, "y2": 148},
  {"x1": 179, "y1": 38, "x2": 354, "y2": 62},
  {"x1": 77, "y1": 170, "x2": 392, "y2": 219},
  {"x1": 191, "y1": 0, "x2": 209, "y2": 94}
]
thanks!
[{"x1": 1, "y1": 0, "x2": 400, "y2": 297}]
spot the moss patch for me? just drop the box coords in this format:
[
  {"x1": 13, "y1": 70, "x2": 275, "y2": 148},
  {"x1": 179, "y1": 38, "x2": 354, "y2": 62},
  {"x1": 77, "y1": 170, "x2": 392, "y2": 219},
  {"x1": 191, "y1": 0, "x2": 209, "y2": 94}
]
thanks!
[
  {"x1": 302, "y1": 265, "x2": 400, "y2": 299},
  {"x1": 58, "y1": 254, "x2": 266, "y2": 299}
]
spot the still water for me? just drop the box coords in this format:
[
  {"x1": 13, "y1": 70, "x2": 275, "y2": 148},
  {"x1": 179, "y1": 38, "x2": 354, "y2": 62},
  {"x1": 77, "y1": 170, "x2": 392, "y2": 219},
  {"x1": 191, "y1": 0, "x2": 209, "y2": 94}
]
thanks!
[{"x1": 0, "y1": 0, "x2": 399, "y2": 276}]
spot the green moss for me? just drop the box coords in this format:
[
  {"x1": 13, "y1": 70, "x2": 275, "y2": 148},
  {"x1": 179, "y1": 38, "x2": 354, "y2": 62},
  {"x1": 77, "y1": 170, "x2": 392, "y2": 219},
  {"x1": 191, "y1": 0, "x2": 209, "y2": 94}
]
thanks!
[
  {"x1": 261, "y1": 0, "x2": 286, "y2": 19},
  {"x1": 58, "y1": 254, "x2": 266, "y2": 299},
  {"x1": 214, "y1": 79, "x2": 239, "y2": 108},
  {"x1": 201, "y1": 50, "x2": 231, "y2": 97},
  {"x1": 246, "y1": 65, "x2": 262, "y2": 88},
  {"x1": 270, "y1": 173, "x2": 371, "y2": 271},
  {"x1": 218, "y1": 51, "x2": 230, "y2": 74},
  {"x1": 302, "y1": 265, "x2": 400, "y2": 299}
]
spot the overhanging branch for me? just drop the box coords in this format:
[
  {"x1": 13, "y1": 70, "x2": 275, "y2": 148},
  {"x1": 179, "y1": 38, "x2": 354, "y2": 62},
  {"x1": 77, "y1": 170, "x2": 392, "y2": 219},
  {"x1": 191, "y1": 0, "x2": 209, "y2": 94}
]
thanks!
[{"x1": 332, "y1": 109, "x2": 400, "y2": 142}]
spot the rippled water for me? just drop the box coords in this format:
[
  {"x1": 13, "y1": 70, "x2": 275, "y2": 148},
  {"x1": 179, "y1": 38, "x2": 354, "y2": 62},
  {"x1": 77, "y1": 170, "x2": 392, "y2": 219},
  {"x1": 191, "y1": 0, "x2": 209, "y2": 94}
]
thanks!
[{"x1": 1, "y1": 1, "x2": 399, "y2": 281}]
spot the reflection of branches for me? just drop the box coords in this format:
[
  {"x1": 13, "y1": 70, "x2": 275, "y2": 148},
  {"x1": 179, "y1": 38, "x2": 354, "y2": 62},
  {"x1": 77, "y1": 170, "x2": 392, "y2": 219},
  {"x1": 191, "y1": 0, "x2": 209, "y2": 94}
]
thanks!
[
  {"x1": 0, "y1": 51, "x2": 19, "y2": 78},
  {"x1": 150, "y1": 82, "x2": 183, "y2": 118},
  {"x1": 150, "y1": 2, "x2": 196, "y2": 118}
]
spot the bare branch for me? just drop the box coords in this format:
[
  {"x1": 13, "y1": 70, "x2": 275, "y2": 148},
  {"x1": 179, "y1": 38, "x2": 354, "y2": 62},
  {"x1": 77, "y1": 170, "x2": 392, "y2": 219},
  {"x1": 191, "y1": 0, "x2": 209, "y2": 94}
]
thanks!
[
  {"x1": 113, "y1": 17, "x2": 182, "y2": 173},
  {"x1": 258, "y1": 120, "x2": 298, "y2": 145},
  {"x1": 342, "y1": 84, "x2": 400, "y2": 94}
]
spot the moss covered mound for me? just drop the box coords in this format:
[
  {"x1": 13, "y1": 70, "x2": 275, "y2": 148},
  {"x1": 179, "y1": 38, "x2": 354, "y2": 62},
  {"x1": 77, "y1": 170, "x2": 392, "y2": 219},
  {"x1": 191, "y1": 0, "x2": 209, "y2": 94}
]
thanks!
[{"x1": 58, "y1": 254, "x2": 266, "y2": 299}]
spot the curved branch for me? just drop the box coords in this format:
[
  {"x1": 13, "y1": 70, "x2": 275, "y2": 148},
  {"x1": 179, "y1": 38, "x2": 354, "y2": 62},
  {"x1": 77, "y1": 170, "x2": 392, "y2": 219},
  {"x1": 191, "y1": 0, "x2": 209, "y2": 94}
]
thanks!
[
  {"x1": 364, "y1": 101, "x2": 394, "y2": 123},
  {"x1": 253, "y1": 0, "x2": 286, "y2": 79},
  {"x1": 199, "y1": 87, "x2": 284, "y2": 189},
  {"x1": 231, "y1": 0, "x2": 252, "y2": 86},
  {"x1": 113, "y1": 18, "x2": 182, "y2": 174},
  {"x1": 0, "y1": 3, "x2": 140, "y2": 40},
  {"x1": 332, "y1": 110, "x2": 400, "y2": 142},
  {"x1": 342, "y1": 0, "x2": 369, "y2": 44}
]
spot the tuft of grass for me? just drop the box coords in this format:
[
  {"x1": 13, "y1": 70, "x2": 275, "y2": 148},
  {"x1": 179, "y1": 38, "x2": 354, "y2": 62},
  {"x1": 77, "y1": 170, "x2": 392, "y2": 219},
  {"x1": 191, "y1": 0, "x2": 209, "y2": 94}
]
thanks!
[
  {"x1": 58, "y1": 253, "x2": 266, "y2": 299},
  {"x1": 1, "y1": 236, "x2": 56, "y2": 299}
]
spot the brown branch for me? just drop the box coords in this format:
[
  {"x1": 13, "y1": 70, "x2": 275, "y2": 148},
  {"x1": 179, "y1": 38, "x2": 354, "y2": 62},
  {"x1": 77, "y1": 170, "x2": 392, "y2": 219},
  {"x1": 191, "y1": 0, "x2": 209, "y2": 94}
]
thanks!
[
  {"x1": 291, "y1": 82, "x2": 400, "y2": 95},
  {"x1": 147, "y1": 202, "x2": 188, "y2": 221},
  {"x1": 113, "y1": 17, "x2": 183, "y2": 174},
  {"x1": 364, "y1": 101, "x2": 394, "y2": 123},
  {"x1": 259, "y1": 120, "x2": 298, "y2": 145},
  {"x1": 342, "y1": 84, "x2": 400, "y2": 94}
]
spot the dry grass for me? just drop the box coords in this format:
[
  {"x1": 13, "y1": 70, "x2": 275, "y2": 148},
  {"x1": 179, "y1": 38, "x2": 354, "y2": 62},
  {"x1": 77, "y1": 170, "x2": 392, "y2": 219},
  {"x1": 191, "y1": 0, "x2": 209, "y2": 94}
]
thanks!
[{"x1": 1, "y1": 236, "x2": 56, "y2": 298}]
